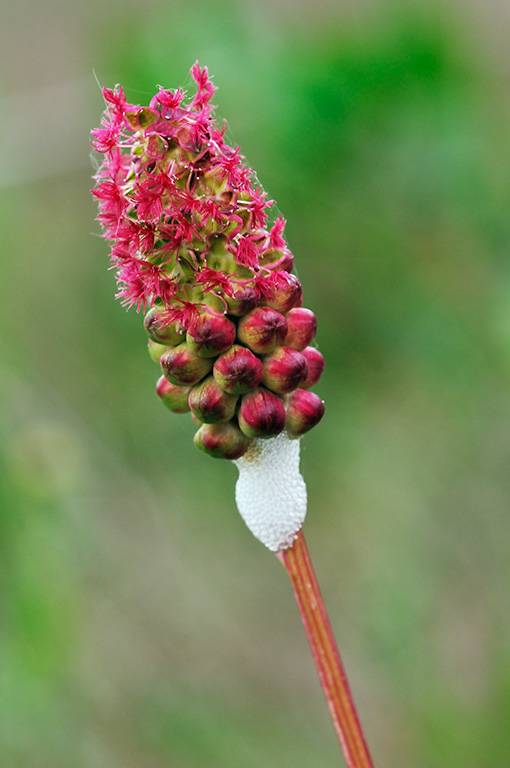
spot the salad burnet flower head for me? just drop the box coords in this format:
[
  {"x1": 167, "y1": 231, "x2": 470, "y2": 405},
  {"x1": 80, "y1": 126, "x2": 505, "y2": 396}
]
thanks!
[{"x1": 92, "y1": 63, "x2": 325, "y2": 550}]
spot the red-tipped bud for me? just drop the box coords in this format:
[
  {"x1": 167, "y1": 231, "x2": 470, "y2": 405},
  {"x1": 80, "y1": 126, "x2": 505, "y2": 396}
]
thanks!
[
  {"x1": 160, "y1": 342, "x2": 213, "y2": 385},
  {"x1": 238, "y1": 388, "x2": 286, "y2": 438},
  {"x1": 194, "y1": 421, "x2": 251, "y2": 460},
  {"x1": 188, "y1": 376, "x2": 238, "y2": 423},
  {"x1": 156, "y1": 375, "x2": 192, "y2": 414},
  {"x1": 261, "y1": 346, "x2": 308, "y2": 394},
  {"x1": 213, "y1": 344, "x2": 264, "y2": 395},
  {"x1": 285, "y1": 389, "x2": 325, "y2": 438},
  {"x1": 148, "y1": 339, "x2": 171, "y2": 363},
  {"x1": 224, "y1": 284, "x2": 259, "y2": 317},
  {"x1": 261, "y1": 273, "x2": 302, "y2": 313},
  {"x1": 237, "y1": 307, "x2": 287, "y2": 355},
  {"x1": 300, "y1": 347, "x2": 326, "y2": 389},
  {"x1": 186, "y1": 312, "x2": 236, "y2": 358},
  {"x1": 283, "y1": 307, "x2": 317, "y2": 351},
  {"x1": 144, "y1": 307, "x2": 184, "y2": 345}
]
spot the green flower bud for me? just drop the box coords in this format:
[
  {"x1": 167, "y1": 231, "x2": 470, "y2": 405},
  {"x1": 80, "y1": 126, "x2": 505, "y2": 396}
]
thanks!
[
  {"x1": 186, "y1": 312, "x2": 236, "y2": 358},
  {"x1": 261, "y1": 273, "x2": 302, "y2": 314},
  {"x1": 156, "y1": 375, "x2": 192, "y2": 413},
  {"x1": 144, "y1": 306, "x2": 184, "y2": 345},
  {"x1": 160, "y1": 342, "x2": 213, "y2": 385},
  {"x1": 194, "y1": 421, "x2": 251, "y2": 460},
  {"x1": 213, "y1": 344, "x2": 264, "y2": 394},
  {"x1": 238, "y1": 388, "x2": 286, "y2": 438},
  {"x1": 223, "y1": 284, "x2": 259, "y2": 317},
  {"x1": 188, "y1": 376, "x2": 239, "y2": 423},
  {"x1": 284, "y1": 389, "x2": 325, "y2": 438},
  {"x1": 283, "y1": 308, "x2": 317, "y2": 351},
  {"x1": 261, "y1": 346, "x2": 308, "y2": 394},
  {"x1": 237, "y1": 307, "x2": 287, "y2": 355}
]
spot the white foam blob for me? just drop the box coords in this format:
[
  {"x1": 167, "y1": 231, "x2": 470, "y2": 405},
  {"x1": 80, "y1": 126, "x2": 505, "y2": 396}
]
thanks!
[{"x1": 233, "y1": 432, "x2": 307, "y2": 551}]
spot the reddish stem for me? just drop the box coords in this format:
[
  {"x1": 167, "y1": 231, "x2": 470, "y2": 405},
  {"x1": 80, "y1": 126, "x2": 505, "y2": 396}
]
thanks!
[{"x1": 276, "y1": 529, "x2": 374, "y2": 768}]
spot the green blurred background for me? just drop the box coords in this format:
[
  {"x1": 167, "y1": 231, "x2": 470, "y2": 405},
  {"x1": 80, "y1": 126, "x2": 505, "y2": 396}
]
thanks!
[{"x1": 1, "y1": 1, "x2": 510, "y2": 765}]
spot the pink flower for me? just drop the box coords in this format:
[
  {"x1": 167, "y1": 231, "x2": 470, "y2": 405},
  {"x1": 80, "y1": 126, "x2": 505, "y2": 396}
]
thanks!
[{"x1": 190, "y1": 61, "x2": 216, "y2": 110}]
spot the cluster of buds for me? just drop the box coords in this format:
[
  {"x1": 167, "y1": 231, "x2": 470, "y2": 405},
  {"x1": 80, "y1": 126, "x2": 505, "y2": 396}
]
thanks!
[{"x1": 92, "y1": 62, "x2": 324, "y2": 460}]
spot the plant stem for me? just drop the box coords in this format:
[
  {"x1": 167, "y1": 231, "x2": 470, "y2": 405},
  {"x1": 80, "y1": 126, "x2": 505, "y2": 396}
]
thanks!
[{"x1": 276, "y1": 529, "x2": 374, "y2": 768}]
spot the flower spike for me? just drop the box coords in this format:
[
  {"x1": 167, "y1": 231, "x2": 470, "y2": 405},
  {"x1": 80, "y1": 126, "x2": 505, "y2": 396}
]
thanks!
[{"x1": 91, "y1": 63, "x2": 325, "y2": 464}]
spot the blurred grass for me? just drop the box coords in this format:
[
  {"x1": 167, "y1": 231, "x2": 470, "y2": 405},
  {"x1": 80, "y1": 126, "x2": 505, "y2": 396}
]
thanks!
[{"x1": 1, "y1": 1, "x2": 510, "y2": 766}]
